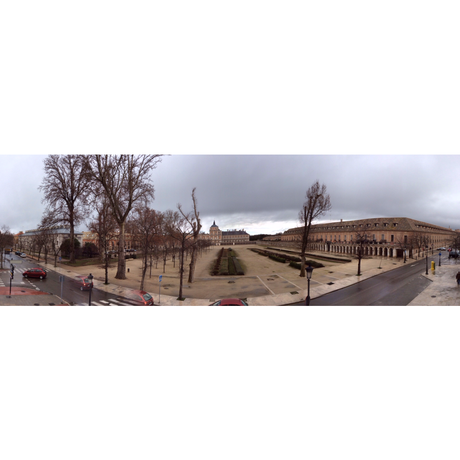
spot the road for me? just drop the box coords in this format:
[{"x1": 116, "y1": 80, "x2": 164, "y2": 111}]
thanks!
[
  {"x1": 1, "y1": 253, "x2": 142, "y2": 306},
  {"x1": 295, "y1": 251, "x2": 453, "y2": 306}
]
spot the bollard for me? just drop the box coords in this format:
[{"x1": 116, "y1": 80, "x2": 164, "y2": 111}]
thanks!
[
  {"x1": 128, "y1": 268, "x2": 130, "y2": 273},
  {"x1": 431, "y1": 260, "x2": 435, "y2": 273}
]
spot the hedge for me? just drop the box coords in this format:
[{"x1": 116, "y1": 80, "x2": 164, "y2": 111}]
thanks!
[{"x1": 269, "y1": 254, "x2": 286, "y2": 263}]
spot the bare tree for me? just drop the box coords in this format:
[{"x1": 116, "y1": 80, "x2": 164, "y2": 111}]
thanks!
[
  {"x1": 88, "y1": 196, "x2": 119, "y2": 285},
  {"x1": 177, "y1": 188, "x2": 202, "y2": 283},
  {"x1": 354, "y1": 229, "x2": 369, "y2": 276},
  {"x1": 298, "y1": 181, "x2": 331, "y2": 277},
  {"x1": 451, "y1": 233, "x2": 460, "y2": 252},
  {"x1": 131, "y1": 206, "x2": 162, "y2": 291},
  {"x1": 412, "y1": 233, "x2": 427, "y2": 259},
  {"x1": 395, "y1": 234, "x2": 414, "y2": 262},
  {"x1": 85, "y1": 154, "x2": 162, "y2": 279},
  {"x1": 0, "y1": 226, "x2": 14, "y2": 269},
  {"x1": 39, "y1": 155, "x2": 90, "y2": 263},
  {"x1": 163, "y1": 209, "x2": 193, "y2": 301}
]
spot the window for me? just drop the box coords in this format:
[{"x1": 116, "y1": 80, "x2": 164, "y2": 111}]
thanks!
[
  {"x1": 404, "y1": 235, "x2": 407, "y2": 244},
  {"x1": 382, "y1": 234, "x2": 385, "y2": 241},
  {"x1": 391, "y1": 235, "x2": 394, "y2": 242}
]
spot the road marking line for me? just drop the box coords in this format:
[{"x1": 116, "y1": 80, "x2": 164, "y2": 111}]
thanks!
[
  {"x1": 256, "y1": 276, "x2": 275, "y2": 295},
  {"x1": 276, "y1": 274, "x2": 303, "y2": 290},
  {"x1": 109, "y1": 298, "x2": 138, "y2": 306},
  {"x1": 108, "y1": 299, "x2": 126, "y2": 305}
]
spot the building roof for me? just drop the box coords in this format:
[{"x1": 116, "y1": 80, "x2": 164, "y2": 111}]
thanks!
[
  {"x1": 285, "y1": 217, "x2": 454, "y2": 234},
  {"x1": 223, "y1": 230, "x2": 249, "y2": 236},
  {"x1": 22, "y1": 228, "x2": 83, "y2": 236}
]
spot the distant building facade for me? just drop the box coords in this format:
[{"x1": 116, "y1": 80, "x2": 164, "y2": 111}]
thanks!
[
  {"x1": 199, "y1": 221, "x2": 250, "y2": 245},
  {"x1": 81, "y1": 231, "x2": 136, "y2": 251},
  {"x1": 18, "y1": 228, "x2": 83, "y2": 251},
  {"x1": 280, "y1": 217, "x2": 455, "y2": 258}
]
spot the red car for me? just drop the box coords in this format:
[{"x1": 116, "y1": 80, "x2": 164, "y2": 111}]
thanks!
[
  {"x1": 74, "y1": 276, "x2": 94, "y2": 291},
  {"x1": 23, "y1": 268, "x2": 47, "y2": 279},
  {"x1": 124, "y1": 290, "x2": 154, "y2": 305},
  {"x1": 210, "y1": 298, "x2": 248, "y2": 306}
]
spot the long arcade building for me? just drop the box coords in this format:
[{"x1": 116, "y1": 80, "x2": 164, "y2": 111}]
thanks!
[{"x1": 281, "y1": 217, "x2": 456, "y2": 258}]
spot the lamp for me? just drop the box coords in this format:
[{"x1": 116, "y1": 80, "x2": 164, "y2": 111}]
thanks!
[
  {"x1": 305, "y1": 265, "x2": 314, "y2": 306},
  {"x1": 88, "y1": 273, "x2": 94, "y2": 306}
]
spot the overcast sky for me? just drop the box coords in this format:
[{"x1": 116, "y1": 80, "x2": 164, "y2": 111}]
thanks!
[
  {"x1": 3, "y1": 2, "x2": 460, "y2": 451},
  {"x1": 2, "y1": 154, "x2": 459, "y2": 236}
]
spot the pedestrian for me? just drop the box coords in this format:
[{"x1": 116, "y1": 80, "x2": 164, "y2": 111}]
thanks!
[{"x1": 456, "y1": 271, "x2": 460, "y2": 286}]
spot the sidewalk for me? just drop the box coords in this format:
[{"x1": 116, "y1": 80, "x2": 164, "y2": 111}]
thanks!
[
  {"x1": 6, "y1": 248, "x2": 455, "y2": 306},
  {"x1": 408, "y1": 261, "x2": 460, "y2": 306},
  {"x1": 18, "y1": 248, "x2": 444, "y2": 306}
]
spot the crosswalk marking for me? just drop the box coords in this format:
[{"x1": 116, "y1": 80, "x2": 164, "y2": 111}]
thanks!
[
  {"x1": 75, "y1": 300, "x2": 138, "y2": 306},
  {"x1": 108, "y1": 298, "x2": 138, "y2": 305}
]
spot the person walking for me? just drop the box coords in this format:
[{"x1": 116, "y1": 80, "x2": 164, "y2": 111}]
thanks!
[{"x1": 456, "y1": 271, "x2": 460, "y2": 286}]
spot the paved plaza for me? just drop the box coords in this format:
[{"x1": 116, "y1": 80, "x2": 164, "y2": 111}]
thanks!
[{"x1": 3, "y1": 245, "x2": 459, "y2": 305}]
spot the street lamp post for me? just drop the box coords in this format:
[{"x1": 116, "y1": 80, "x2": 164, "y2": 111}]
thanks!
[
  {"x1": 88, "y1": 273, "x2": 94, "y2": 306},
  {"x1": 439, "y1": 251, "x2": 441, "y2": 267},
  {"x1": 425, "y1": 247, "x2": 428, "y2": 275},
  {"x1": 305, "y1": 265, "x2": 314, "y2": 306},
  {"x1": 404, "y1": 247, "x2": 406, "y2": 263}
]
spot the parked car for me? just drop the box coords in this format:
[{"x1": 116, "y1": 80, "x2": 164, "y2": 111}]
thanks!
[
  {"x1": 74, "y1": 275, "x2": 94, "y2": 291},
  {"x1": 19, "y1": 253, "x2": 27, "y2": 258},
  {"x1": 449, "y1": 251, "x2": 459, "y2": 259},
  {"x1": 210, "y1": 298, "x2": 248, "y2": 306},
  {"x1": 123, "y1": 290, "x2": 154, "y2": 305},
  {"x1": 23, "y1": 268, "x2": 47, "y2": 279},
  {"x1": 15, "y1": 251, "x2": 21, "y2": 255}
]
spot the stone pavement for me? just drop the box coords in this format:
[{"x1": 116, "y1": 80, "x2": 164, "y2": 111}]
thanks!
[
  {"x1": 3, "y1": 246, "x2": 457, "y2": 306},
  {"x1": 7, "y1": 245, "x2": 453, "y2": 306},
  {"x1": 0, "y1": 286, "x2": 66, "y2": 306},
  {"x1": 408, "y1": 259, "x2": 460, "y2": 306}
]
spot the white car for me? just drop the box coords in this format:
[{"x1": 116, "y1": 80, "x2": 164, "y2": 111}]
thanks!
[{"x1": 19, "y1": 253, "x2": 27, "y2": 258}]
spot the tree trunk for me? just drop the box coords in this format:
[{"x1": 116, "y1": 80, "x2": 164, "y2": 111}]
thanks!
[
  {"x1": 140, "y1": 252, "x2": 148, "y2": 291},
  {"x1": 300, "y1": 254, "x2": 306, "y2": 277},
  {"x1": 116, "y1": 221, "x2": 127, "y2": 279},
  {"x1": 69, "y1": 220, "x2": 76, "y2": 264},
  {"x1": 188, "y1": 246, "x2": 197, "y2": 283},
  {"x1": 178, "y1": 240, "x2": 185, "y2": 300}
]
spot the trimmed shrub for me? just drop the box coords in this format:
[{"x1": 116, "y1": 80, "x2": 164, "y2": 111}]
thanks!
[
  {"x1": 269, "y1": 254, "x2": 286, "y2": 263},
  {"x1": 232, "y1": 257, "x2": 244, "y2": 275},
  {"x1": 219, "y1": 249, "x2": 229, "y2": 275}
]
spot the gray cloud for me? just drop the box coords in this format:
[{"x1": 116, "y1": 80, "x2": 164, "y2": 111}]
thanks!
[{"x1": 2, "y1": 154, "x2": 460, "y2": 235}]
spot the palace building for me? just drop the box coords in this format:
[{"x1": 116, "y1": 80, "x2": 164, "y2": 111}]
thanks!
[
  {"x1": 279, "y1": 217, "x2": 455, "y2": 258},
  {"x1": 199, "y1": 221, "x2": 250, "y2": 245}
]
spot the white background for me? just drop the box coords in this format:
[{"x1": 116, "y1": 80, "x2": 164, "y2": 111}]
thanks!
[{"x1": 1, "y1": 1, "x2": 460, "y2": 459}]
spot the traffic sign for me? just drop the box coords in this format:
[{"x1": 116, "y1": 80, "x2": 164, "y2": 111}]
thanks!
[
  {"x1": 439, "y1": 252, "x2": 442, "y2": 256},
  {"x1": 159, "y1": 275, "x2": 162, "y2": 282}
]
